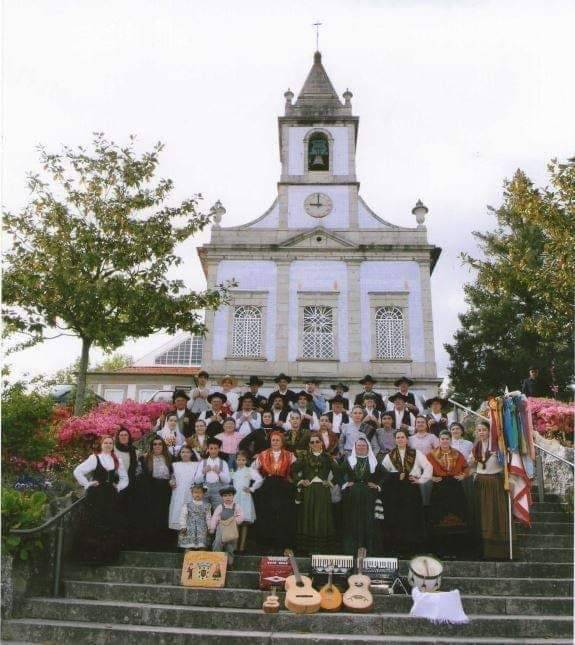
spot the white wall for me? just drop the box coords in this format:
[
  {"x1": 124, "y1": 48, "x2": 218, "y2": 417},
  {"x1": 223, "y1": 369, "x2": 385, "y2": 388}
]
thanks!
[
  {"x1": 287, "y1": 126, "x2": 349, "y2": 176},
  {"x1": 213, "y1": 260, "x2": 278, "y2": 360},
  {"x1": 287, "y1": 260, "x2": 348, "y2": 361},
  {"x1": 359, "y1": 261, "x2": 425, "y2": 362},
  {"x1": 287, "y1": 185, "x2": 350, "y2": 228},
  {"x1": 249, "y1": 200, "x2": 280, "y2": 229}
]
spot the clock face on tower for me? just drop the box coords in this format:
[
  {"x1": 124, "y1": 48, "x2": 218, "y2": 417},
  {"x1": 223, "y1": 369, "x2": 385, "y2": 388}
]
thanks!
[{"x1": 304, "y1": 192, "x2": 333, "y2": 218}]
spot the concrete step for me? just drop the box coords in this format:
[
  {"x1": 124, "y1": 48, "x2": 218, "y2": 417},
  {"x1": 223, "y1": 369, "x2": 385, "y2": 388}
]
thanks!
[
  {"x1": 516, "y1": 547, "x2": 573, "y2": 563},
  {"x1": 116, "y1": 552, "x2": 572, "y2": 578},
  {"x1": 530, "y1": 501, "x2": 571, "y2": 512},
  {"x1": 516, "y1": 522, "x2": 572, "y2": 535},
  {"x1": 4, "y1": 618, "x2": 573, "y2": 645},
  {"x1": 515, "y1": 533, "x2": 573, "y2": 547},
  {"x1": 529, "y1": 510, "x2": 572, "y2": 522},
  {"x1": 64, "y1": 579, "x2": 574, "y2": 616},
  {"x1": 21, "y1": 598, "x2": 575, "y2": 639},
  {"x1": 63, "y1": 566, "x2": 574, "y2": 596}
]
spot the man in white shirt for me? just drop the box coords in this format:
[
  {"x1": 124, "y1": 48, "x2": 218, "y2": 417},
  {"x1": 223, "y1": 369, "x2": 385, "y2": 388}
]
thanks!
[
  {"x1": 389, "y1": 394, "x2": 416, "y2": 435},
  {"x1": 233, "y1": 393, "x2": 262, "y2": 437},
  {"x1": 325, "y1": 395, "x2": 349, "y2": 434}
]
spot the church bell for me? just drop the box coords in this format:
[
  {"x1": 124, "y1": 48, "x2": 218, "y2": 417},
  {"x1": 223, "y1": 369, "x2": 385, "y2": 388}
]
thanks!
[{"x1": 312, "y1": 154, "x2": 324, "y2": 166}]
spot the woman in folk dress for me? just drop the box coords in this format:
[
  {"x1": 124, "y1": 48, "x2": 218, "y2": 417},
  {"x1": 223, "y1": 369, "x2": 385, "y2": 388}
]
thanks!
[{"x1": 168, "y1": 445, "x2": 203, "y2": 530}]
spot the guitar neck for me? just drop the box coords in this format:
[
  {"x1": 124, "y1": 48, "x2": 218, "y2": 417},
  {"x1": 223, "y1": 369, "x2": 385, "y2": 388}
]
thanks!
[{"x1": 286, "y1": 550, "x2": 302, "y2": 586}]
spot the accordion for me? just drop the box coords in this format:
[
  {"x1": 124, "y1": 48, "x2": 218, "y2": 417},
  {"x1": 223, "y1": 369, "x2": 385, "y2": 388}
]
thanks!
[
  {"x1": 311, "y1": 555, "x2": 354, "y2": 589},
  {"x1": 362, "y1": 557, "x2": 399, "y2": 589}
]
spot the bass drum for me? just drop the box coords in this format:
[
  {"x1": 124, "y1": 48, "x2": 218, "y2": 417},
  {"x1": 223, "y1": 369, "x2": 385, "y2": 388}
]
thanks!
[{"x1": 407, "y1": 555, "x2": 443, "y2": 592}]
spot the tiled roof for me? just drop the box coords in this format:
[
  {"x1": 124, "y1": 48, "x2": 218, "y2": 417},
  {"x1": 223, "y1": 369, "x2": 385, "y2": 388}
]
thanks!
[{"x1": 294, "y1": 51, "x2": 343, "y2": 113}]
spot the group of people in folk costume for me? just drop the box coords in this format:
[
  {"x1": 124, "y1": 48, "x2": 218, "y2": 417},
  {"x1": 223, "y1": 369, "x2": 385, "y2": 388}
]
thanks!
[{"x1": 73, "y1": 372, "x2": 519, "y2": 566}]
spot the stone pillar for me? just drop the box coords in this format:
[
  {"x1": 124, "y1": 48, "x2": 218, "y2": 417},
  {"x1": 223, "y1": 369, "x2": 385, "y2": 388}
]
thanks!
[
  {"x1": 346, "y1": 259, "x2": 362, "y2": 366},
  {"x1": 201, "y1": 260, "x2": 218, "y2": 371},
  {"x1": 275, "y1": 260, "x2": 291, "y2": 369},
  {"x1": 418, "y1": 259, "x2": 437, "y2": 375}
]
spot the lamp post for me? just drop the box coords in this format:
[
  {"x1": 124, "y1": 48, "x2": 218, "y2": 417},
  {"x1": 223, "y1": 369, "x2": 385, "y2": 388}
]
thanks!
[{"x1": 411, "y1": 199, "x2": 429, "y2": 228}]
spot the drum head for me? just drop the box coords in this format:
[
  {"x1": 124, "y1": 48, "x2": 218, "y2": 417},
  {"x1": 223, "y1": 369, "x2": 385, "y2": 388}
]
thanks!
[{"x1": 407, "y1": 555, "x2": 444, "y2": 592}]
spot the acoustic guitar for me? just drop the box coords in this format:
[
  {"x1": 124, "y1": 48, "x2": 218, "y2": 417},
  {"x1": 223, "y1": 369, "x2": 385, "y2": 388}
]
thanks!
[
  {"x1": 319, "y1": 568, "x2": 343, "y2": 612},
  {"x1": 284, "y1": 549, "x2": 321, "y2": 614},
  {"x1": 342, "y1": 547, "x2": 373, "y2": 612}
]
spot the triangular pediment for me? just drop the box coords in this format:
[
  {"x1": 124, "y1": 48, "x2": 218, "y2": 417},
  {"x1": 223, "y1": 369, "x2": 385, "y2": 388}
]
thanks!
[{"x1": 279, "y1": 227, "x2": 357, "y2": 250}]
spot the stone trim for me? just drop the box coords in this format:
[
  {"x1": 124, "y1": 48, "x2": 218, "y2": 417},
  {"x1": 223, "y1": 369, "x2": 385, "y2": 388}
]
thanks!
[
  {"x1": 368, "y1": 292, "x2": 411, "y2": 361},
  {"x1": 225, "y1": 291, "x2": 269, "y2": 360}
]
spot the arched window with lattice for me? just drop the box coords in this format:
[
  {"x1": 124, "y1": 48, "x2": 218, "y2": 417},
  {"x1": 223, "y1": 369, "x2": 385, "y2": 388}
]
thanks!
[
  {"x1": 302, "y1": 305, "x2": 335, "y2": 359},
  {"x1": 375, "y1": 306, "x2": 406, "y2": 359},
  {"x1": 232, "y1": 305, "x2": 262, "y2": 358},
  {"x1": 307, "y1": 131, "x2": 329, "y2": 171}
]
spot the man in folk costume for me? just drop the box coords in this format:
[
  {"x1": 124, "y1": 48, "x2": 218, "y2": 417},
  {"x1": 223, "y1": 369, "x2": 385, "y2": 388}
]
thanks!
[
  {"x1": 328, "y1": 382, "x2": 350, "y2": 410},
  {"x1": 286, "y1": 391, "x2": 320, "y2": 431},
  {"x1": 388, "y1": 393, "x2": 416, "y2": 434},
  {"x1": 354, "y1": 375, "x2": 386, "y2": 411},
  {"x1": 305, "y1": 378, "x2": 326, "y2": 417},
  {"x1": 233, "y1": 393, "x2": 262, "y2": 437},
  {"x1": 268, "y1": 392, "x2": 290, "y2": 427},
  {"x1": 325, "y1": 395, "x2": 349, "y2": 435},
  {"x1": 317, "y1": 413, "x2": 340, "y2": 456},
  {"x1": 155, "y1": 389, "x2": 196, "y2": 439},
  {"x1": 272, "y1": 373, "x2": 298, "y2": 408},
  {"x1": 362, "y1": 392, "x2": 382, "y2": 427},
  {"x1": 387, "y1": 377, "x2": 420, "y2": 415},
  {"x1": 425, "y1": 396, "x2": 451, "y2": 437},
  {"x1": 194, "y1": 437, "x2": 231, "y2": 510},
  {"x1": 199, "y1": 392, "x2": 229, "y2": 438},
  {"x1": 245, "y1": 376, "x2": 267, "y2": 412}
]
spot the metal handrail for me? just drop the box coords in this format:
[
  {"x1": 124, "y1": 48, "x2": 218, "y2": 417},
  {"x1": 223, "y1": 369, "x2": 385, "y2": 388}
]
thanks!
[{"x1": 10, "y1": 494, "x2": 86, "y2": 596}]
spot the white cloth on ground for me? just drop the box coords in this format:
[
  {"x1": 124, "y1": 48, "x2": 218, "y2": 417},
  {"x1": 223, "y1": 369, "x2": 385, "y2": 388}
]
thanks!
[{"x1": 410, "y1": 587, "x2": 469, "y2": 624}]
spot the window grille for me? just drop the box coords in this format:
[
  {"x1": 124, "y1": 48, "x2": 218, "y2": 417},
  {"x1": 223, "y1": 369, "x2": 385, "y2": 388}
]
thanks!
[
  {"x1": 302, "y1": 305, "x2": 335, "y2": 359},
  {"x1": 375, "y1": 306, "x2": 406, "y2": 359},
  {"x1": 154, "y1": 336, "x2": 203, "y2": 366},
  {"x1": 232, "y1": 306, "x2": 262, "y2": 358}
]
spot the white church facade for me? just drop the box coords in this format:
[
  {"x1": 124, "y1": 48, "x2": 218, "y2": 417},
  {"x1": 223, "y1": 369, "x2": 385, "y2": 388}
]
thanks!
[{"x1": 88, "y1": 51, "x2": 441, "y2": 402}]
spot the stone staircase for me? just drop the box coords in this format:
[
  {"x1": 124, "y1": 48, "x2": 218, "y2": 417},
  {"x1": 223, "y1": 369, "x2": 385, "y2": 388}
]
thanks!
[{"x1": 3, "y1": 497, "x2": 573, "y2": 644}]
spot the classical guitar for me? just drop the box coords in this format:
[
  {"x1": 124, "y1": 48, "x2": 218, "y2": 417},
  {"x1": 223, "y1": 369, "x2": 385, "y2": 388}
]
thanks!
[
  {"x1": 342, "y1": 547, "x2": 373, "y2": 612},
  {"x1": 319, "y1": 568, "x2": 343, "y2": 612},
  {"x1": 284, "y1": 549, "x2": 321, "y2": 614}
]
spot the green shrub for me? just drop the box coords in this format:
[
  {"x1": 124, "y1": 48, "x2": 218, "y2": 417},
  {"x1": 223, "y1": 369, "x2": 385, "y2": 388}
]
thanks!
[
  {"x1": 1, "y1": 382, "x2": 57, "y2": 463},
  {"x1": 1, "y1": 489, "x2": 48, "y2": 561}
]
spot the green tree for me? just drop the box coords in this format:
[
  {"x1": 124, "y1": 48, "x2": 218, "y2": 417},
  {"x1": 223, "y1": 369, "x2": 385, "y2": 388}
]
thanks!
[
  {"x1": 445, "y1": 160, "x2": 575, "y2": 407},
  {"x1": 92, "y1": 352, "x2": 133, "y2": 372},
  {"x1": 3, "y1": 134, "x2": 229, "y2": 414}
]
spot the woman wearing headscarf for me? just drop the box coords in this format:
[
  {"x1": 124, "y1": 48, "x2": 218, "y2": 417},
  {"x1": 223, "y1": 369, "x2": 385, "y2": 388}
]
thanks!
[
  {"x1": 469, "y1": 421, "x2": 509, "y2": 560},
  {"x1": 136, "y1": 436, "x2": 174, "y2": 548},
  {"x1": 114, "y1": 427, "x2": 138, "y2": 535},
  {"x1": 339, "y1": 437, "x2": 383, "y2": 555},
  {"x1": 252, "y1": 431, "x2": 296, "y2": 553},
  {"x1": 382, "y1": 428, "x2": 432, "y2": 556},
  {"x1": 291, "y1": 431, "x2": 338, "y2": 554},
  {"x1": 428, "y1": 431, "x2": 470, "y2": 557}
]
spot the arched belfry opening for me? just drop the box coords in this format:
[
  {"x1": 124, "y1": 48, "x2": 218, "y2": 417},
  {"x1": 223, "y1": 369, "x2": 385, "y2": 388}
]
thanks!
[{"x1": 308, "y1": 131, "x2": 329, "y2": 171}]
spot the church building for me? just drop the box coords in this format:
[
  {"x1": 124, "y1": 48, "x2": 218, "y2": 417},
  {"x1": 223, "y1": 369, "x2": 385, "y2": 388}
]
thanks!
[{"x1": 87, "y1": 51, "x2": 441, "y2": 402}]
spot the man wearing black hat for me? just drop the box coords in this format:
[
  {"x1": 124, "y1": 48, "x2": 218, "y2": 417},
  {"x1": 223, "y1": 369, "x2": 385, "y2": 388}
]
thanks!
[
  {"x1": 199, "y1": 392, "x2": 229, "y2": 438},
  {"x1": 387, "y1": 377, "x2": 420, "y2": 415},
  {"x1": 268, "y1": 392, "x2": 290, "y2": 427},
  {"x1": 233, "y1": 392, "x2": 262, "y2": 436},
  {"x1": 156, "y1": 389, "x2": 197, "y2": 438},
  {"x1": 521, "y1": 367, "x2": 547, "y2": 398},
  {"x1": 245, "y1": 376, "x2": 267, "y2": 412},
  {"x1": 354, "y1": 375, "x2": 385, "y2": 412},
  {"x1": 328, "y1": 383, "x2": 350, "y2": 411},
  {"x1": 425, "y1": 397, "x2": 451, "y2": 437},
  {"x1": 325, "y1": 395, "x2": 349, "y2": 434},
  {"x1": 272, "y1": 373, "x2": 298, "y2": 408},
  {"x1": 388, "y1": 393, "x2": 415, "y2": 434},
  {"x1": 286, "y1": 391, "x2": 319, "y2": 431}
]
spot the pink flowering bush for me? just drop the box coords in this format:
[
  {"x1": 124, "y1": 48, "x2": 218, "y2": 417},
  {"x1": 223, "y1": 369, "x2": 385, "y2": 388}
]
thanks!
[
  {"x1": 528, "y1": 397, "x2": 574, "y2": 443},
  {"x1": 57, "y1": 400, "x2": 172, "y2": 445}
]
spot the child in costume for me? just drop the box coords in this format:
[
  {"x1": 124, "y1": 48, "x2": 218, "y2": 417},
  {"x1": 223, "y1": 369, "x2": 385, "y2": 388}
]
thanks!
[
  {"x1": 209, "y1": 486, "x2": 243, "y2": 567},
  {"x1": 178, "y1": 484, "x2": 211, "y2": 550},
  {"x1": 230, "y1": 451, "x2": 263, "y2": 552}
]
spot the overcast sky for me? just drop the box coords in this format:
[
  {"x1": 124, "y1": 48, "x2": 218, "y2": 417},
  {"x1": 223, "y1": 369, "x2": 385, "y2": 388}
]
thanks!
[{"x1": 2, "y1": 0, "x2": 574, "y2": 381}]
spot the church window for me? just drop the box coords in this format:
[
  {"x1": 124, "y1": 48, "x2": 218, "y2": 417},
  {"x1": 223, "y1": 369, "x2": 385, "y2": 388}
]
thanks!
[
  {"x1": 232, "y1": 306, "x2": 262, "y2": 358},
  {"x1": 302, "y1": 305, "x2": 335, "y2": 359},
  {"x1": 308, "y1": 132, "x2": 329, "y2": 171},
  {"x1": 155, "y1": 336, "x2": 203, "y2": 366},
  {"x1": 375, "y1": 307, "x2": 406, "y2": 359}
]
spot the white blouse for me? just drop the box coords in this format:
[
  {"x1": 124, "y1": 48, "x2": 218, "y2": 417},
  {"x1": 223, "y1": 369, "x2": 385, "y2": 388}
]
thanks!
[
  {"x1": 451, "y1": 438, "x2": 474, "y2": 460},
  {"x1": 73, "y1": 453, "x2": 128, "y2": 491},
  {"x1": 152, "y1": 455, "x2": 172, "y2": 479},
  {"x1": 382, "y1": 448, "x2": 433, "y2": 483},
  {"x1": 470, "y1": 448, "x2": 503, "y2": 475},
  {"x1": 116, "y1": 450, "x2": 131, "y2": 476}
]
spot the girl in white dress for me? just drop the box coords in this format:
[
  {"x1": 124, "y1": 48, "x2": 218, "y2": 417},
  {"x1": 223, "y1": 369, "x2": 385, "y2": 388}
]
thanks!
[
  {"x1": 168, "y1": 446, "x2": 202, "y2": 530},
  {"x1": 230, "y1": 451, "x2": 263, "y2": 552}
]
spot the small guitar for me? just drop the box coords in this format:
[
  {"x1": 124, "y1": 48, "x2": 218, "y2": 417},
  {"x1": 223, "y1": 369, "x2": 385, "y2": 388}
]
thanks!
[
  {"x1": 319, "y1": 568, "x2": 343, "y2": 612},
  {"x1": 262, "y1": 585, "x2": 280, "y2": 614},
  {"x1": 284, "y1": 549, "x2": 321, "y2": 614},
  {"x1": 342, "y1": 547, "x2": 373, "y2": 612}
]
